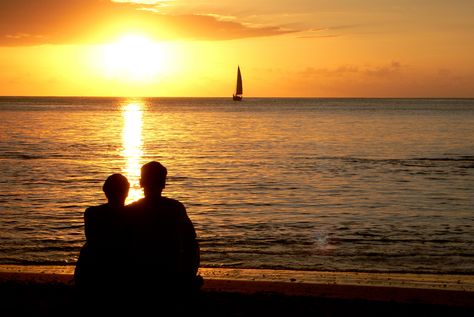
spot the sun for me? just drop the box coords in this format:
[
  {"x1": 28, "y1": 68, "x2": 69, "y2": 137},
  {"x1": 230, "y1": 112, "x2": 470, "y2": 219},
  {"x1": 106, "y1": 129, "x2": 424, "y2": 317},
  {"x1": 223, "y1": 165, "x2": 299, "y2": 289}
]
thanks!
[{"x1": 101, "y1": 34, "x2": 168, "y2": 81}]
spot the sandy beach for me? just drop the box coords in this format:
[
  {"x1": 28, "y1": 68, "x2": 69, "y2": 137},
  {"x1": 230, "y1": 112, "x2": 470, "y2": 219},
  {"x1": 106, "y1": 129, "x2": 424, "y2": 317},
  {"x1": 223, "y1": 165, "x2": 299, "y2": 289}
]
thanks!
[{"x1": 1, "y1": 265, "x2": 473, "y2": 316}]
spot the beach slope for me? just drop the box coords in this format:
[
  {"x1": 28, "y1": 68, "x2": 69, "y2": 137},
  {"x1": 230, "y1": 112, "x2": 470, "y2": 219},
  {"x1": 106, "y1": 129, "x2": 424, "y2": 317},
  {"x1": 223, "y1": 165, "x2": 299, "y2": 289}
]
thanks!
[{"x1": 1, "y1": 266, "x2": 473, "y2": 316}]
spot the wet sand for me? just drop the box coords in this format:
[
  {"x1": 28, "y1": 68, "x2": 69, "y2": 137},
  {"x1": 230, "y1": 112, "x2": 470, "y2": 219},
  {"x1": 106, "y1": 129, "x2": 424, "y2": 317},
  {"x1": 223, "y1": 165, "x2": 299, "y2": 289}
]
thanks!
[{"x1": 1, "y1": 265, "x2": 473, "y2": 316}]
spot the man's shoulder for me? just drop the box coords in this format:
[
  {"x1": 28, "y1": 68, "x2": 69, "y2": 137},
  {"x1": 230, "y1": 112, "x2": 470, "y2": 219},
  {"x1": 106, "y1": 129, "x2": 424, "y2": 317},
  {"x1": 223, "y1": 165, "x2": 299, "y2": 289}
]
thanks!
[
  {"x1": 126, "y1": 197, "x2": 187, "y2": 217},
  {"x1": 125, "y1": 198, "x2": 148, "y2": 212},
  {"x1": 127, "y1": 197, "x2": 184, "y2": 208},
  {"x1": 160, "y1": 196, "x2": 185, "y2": 208},
  {"x1": 126, "y1": 199, "x2": 143, "y2": 208}
]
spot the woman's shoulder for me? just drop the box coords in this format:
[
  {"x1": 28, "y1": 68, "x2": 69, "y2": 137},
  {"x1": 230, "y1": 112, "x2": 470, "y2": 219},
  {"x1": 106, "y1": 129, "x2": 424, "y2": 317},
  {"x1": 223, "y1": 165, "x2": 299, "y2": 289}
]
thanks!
[{"x1": 84, "y1": 203, "x2": 111, "y2": 219}]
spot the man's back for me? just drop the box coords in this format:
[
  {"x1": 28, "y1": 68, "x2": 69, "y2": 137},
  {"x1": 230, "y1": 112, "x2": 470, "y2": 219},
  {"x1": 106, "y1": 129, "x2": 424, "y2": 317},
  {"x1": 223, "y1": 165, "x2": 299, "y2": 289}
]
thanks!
[{"x1": 124, "y1": 196, "x2": 200, "y2": 282}]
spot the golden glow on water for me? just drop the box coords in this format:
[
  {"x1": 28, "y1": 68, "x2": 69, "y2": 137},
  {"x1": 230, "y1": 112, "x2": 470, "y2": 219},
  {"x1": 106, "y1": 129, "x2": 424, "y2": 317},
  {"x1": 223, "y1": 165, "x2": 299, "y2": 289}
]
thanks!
[{"x1": 122, "y1": 102, "x2": 144, "y2": 203}]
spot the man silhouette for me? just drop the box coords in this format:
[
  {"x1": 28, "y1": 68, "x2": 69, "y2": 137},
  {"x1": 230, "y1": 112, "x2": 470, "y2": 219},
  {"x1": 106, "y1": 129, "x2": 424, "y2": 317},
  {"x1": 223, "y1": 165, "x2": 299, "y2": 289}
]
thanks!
[{"x1": 124, "y1": 161, "x2": 201, "y2": 310}]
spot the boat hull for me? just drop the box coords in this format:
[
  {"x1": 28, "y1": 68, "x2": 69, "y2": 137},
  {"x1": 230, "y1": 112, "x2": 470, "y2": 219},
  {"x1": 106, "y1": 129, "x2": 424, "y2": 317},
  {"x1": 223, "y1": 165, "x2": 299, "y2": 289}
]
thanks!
[{"x1": 233, "y1": 94, "x2": 242, "y2": 101}]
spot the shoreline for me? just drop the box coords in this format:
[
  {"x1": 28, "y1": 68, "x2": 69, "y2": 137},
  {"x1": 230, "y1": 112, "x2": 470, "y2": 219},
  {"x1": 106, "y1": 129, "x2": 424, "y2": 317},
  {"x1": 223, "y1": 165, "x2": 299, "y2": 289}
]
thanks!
[
  {"x1": 1, "y1": 265, "x2": 473, "y2": 292},
  {"x1": 1, "y1": 265, "x2": 473, "y2": 305},
  {"x1": 1, "y1": 266, "x2": 473, "y2": 316}
]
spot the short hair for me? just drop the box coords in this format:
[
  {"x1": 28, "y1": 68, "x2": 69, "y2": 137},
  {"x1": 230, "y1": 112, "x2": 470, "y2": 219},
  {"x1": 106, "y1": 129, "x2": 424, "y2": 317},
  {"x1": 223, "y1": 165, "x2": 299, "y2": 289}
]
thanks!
[
  {"x1": 103, "y1": 173, "x2": 130, "y2": 200},
  {"x1": 140, "y1": 161, "x2": 167, "y2": 189}
]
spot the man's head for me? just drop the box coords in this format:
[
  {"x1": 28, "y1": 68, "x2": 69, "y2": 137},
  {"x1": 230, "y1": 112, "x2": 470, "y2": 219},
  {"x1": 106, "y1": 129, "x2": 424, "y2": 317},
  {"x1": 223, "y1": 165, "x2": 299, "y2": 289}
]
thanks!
[
  {"x1": 103, "y1": 173, "x2": 130, "y2": 205},
  {"x1": 140, "y1": 161, "x2": 167, "y2": 195}
]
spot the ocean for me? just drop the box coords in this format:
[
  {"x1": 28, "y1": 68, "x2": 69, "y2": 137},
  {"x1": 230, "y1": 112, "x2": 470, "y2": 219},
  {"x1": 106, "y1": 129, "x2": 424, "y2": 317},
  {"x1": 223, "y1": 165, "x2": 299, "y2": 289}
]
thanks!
[{"x1": 0, "y1": 97, "x2": 473, "y2": 273}]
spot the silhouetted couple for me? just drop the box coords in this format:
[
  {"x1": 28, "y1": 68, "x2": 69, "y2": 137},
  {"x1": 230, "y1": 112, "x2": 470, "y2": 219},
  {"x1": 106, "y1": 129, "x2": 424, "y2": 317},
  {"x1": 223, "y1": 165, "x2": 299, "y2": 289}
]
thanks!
[{"x1": 74, "y1": 161, "x2": 201, "y2": 315}]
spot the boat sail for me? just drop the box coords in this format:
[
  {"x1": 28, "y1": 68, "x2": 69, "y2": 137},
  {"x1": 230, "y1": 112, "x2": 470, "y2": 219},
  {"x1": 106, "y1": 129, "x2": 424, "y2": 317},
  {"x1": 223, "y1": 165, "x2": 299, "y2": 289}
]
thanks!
[{"x1": 233, "y1": 66, "x2": 243, "y2": 101}]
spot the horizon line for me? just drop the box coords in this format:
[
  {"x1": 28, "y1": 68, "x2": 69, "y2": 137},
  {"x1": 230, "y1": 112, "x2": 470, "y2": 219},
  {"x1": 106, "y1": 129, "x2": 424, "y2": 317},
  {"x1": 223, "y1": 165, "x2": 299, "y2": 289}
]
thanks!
[{"x1": 1, "y1": 95, "x2": 474, "y2": 100}]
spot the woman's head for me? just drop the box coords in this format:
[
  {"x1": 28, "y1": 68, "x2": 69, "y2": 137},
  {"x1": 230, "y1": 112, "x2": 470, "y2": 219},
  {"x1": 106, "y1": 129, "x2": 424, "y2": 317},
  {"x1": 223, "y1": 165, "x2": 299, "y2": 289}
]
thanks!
[{"x1": 103, "y1": 173, "x2": 130, "y2": 204}]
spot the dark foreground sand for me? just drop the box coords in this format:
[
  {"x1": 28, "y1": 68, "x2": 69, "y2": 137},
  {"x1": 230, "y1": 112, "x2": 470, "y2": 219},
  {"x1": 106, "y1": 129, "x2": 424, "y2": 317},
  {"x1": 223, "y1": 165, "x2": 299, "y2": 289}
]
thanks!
[{"x1": 1, "y1": 266, "x2": 473, "y2": 317}]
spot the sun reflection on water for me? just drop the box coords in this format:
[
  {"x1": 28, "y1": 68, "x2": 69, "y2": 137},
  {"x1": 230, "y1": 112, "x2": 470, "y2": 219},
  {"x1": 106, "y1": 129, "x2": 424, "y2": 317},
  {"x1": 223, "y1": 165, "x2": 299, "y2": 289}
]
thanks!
[{"x1": 122, "y1": 102, "x2": 144, "y2": 203}]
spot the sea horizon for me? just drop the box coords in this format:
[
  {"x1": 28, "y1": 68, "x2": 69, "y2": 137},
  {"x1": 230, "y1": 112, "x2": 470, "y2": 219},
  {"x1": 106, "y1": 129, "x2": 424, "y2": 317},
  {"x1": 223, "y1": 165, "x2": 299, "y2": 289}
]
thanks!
[{"x1": 1, "y1": 96, "x2": 474, "y2": 99}]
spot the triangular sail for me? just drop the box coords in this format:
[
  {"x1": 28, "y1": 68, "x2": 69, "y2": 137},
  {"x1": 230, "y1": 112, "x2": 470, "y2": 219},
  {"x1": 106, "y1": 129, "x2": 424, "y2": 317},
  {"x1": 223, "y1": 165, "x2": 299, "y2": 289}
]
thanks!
[
  {"x1": 233, "y1": 66, "x2": 243, "y2": 101},
  {"x1": 236, "y1": 66, "x2": 243, "y2": 95}
]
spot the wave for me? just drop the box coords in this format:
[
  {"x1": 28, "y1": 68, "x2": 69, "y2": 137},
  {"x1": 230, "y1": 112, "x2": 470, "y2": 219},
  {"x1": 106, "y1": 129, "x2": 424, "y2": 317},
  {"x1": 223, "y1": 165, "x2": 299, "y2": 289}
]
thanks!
[
  {"x1": 291, "y1": 155, "x2": 474, "y2": 173},
  {"x1": 295, "y1": 155, "x2": 474, "y2": 166},
  {"x1": 332, "y1": 237, "x2": 472, "y2": 244},
  {"x1": 340, "y1": 156, "x2": 474, "y2": 165},
  {"x1": 0, "y1": 152, "x2": 45, "y2": 160},
  {"x1": 0, "y1": 245, "x2": 80, "y2": 253}
]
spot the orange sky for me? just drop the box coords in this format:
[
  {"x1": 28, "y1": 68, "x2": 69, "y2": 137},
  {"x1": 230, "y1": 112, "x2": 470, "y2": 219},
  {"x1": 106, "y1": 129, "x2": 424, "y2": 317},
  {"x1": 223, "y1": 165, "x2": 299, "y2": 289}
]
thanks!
[{"x1": 1, "y1": 0, "x2": 473, "y2": 97}]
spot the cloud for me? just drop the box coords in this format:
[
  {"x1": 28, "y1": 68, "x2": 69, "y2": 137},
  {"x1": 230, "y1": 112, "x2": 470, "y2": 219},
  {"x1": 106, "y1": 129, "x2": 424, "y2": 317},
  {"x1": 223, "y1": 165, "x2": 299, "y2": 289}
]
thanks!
[
  {"x1": 157, "y1": 14, "x2": 296, "y2": 40},
  {"x1": 0, "y1": 0, "x2": 296, "y2": 46},
  {"x1": 300, "y1": 62, "x2": 404, "y2": 78},
  {"x1": 0, "y1": 0, "x2": 121, "y2": 45},
  {"x1": 364, "y1": 61, "x2": 402, "y2": 77},
  {"x1": 295, "y1": 24, "x2": 371, "y2": 39},
  {"x1": 112, "y1": 0, "x2": 168, "y2": 4},
  {"x1": 263, "y1": 62, "x2": 474, "y2": 97}
]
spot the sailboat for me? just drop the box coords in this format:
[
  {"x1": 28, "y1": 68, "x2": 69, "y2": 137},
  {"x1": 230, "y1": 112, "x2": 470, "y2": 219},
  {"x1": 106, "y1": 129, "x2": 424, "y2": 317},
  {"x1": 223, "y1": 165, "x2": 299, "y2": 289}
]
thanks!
[{"x1": 232, "y1": 66, "x2": 243, "y2": 101}]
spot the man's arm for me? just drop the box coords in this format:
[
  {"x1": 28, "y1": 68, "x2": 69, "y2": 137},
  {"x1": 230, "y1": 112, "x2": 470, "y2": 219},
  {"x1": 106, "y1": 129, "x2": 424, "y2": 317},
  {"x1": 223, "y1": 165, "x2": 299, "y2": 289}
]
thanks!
[{"x1": 176, "y1": 203, "x2": 200, "y2": 276}]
